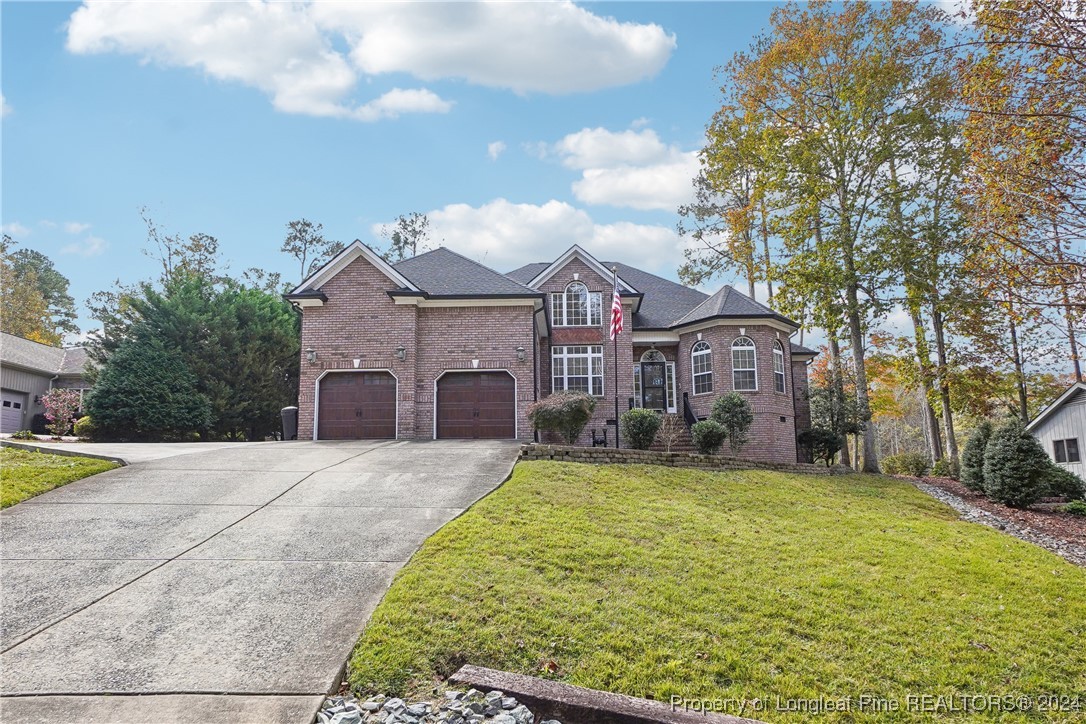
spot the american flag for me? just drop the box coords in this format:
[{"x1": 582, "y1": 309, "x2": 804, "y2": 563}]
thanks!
[{"x1": 609, "y1": 268, "x2": 623, "y2": 341}]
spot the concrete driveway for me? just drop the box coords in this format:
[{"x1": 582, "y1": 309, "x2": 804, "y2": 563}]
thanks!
[{"x1": 0, "y1": 440, "x2": 520, "y2": 723}]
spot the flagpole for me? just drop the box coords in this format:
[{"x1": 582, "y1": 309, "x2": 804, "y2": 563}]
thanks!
[{"x1": 612, "y1": 267, "x2": 620, "y2": 450}]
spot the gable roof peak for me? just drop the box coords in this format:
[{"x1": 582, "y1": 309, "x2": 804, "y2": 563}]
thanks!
[
  {"x1": 288, "y1": 239, "x2": 420, "y2": 295},
  {"x1": 525, "y1": 244, "x2": 638, "y2": 293}
]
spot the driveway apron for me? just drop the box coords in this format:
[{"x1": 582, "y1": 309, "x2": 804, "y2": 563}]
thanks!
[{"x1": 0, "y1": 440, "x2": 520, "y2": 723}]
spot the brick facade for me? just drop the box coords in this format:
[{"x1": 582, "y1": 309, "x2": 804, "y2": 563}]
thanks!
[{"x1": 293, "y1": 247, "x2": 814, "y2": 464}]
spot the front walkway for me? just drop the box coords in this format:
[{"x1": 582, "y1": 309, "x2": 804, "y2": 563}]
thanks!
[{"x1": 0, "y1": 440, "x2": 520, "y2": 723}]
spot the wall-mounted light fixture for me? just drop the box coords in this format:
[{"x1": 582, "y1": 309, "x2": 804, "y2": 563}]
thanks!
[
  {"x1": 305, "y1": 347, "x2": 317, "y2": 364},
  {"x1": 395, "y1": 345, "x2": 407, "y2": 361},
  {"x1": 34, "y1": 395, "x2": 43, "y2": 405},
  {"x1": 516, "y1": 346, "x2": 526, "y2": 362}
]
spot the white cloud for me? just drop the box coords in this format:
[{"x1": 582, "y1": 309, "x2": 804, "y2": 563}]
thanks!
[
  {"x1": 312, "y1": 1, "x2": 675, "y2": 94},
  {"x1": 0, "y1": 93, "x2": 10, "y2": 117},
  {"x1": 549, "y1": 125, "x2": 700, "y2": 211},
  {"x1": 65, "y1": 1, "x2": 675, "y2": 120},
  {"x1": 63, "y1": 221, "x2": 92, "y2": 234},
  {"x1": 2, "y1": 222, "x2": 30, "y2": 237},
  {"x1": 487, "y1": 141, "x2": 507, "y2": 161},
  {"x1": 39, "y1": 220, "x2": 58, "y2": 229},
  {"x1": 374, "y1": 198, "x2": 683, "y2": 276},
  {"x1": 61, "y1": 235, "x2": 108, "y2": 257}
]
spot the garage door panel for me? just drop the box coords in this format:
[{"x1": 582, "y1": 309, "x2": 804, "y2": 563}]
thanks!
[
  {"x1": 1, "y1": 390, "x2": 28, "y2": 434},
  {"x1": 436, "y1": 372, "x2": 515, "y2": 440},
  {"x1": 318, "y1": 373, "x2": 396, "y2": 440}
]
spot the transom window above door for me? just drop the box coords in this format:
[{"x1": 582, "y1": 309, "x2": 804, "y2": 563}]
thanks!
[{"x1": 551, "y1": 282, "x2": 602, "y2": 327}]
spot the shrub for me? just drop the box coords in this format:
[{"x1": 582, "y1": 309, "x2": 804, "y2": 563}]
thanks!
[
  {"x1": 526, "y1": 392, "x2": 597, "y2": 444},
  {"x1": 1059, "y1": 500, "x2": 1086, "y2": 516},
  {"x1": 655, "y1": 414, "x2": 686, "y2": 453},
  {"x1": 10, "y1": 429, "x2": 35, "y2": 440},
  {"x1": 86, "y1": 336, "x2": 212, "y2": 441},
  {"x1": 798, "y1": 427, "x2": 844, "y2": 467},
  {"x1": 73, "y1": 416, "x2": 95, "y2": 439},
  {"x1": 621, "y1": 408, "x2": 662, "y2": 450},
  {"x1": 710, "y1": 392, "x2": 754, "y2": 454},
  {"x1": 691, "y1": 420, "x2": 727, "y2": 455},
  {"x1": 41, "y1": 388, "x2": 81, "y2": 438},
  {"x1": 982, "y1": 420, "x2": 1051, "y2": 508},
  {"x1": 960, "y1": 421, "x2": 993, "y2": 492},
  {"x1": 1046, "y1": 465, "x2": 1085, "y2": 500},
  {"x1": 882, "y1": 452, "x2": 930, "y2": 477},
  {"x1": 930, "y1": 458, "x2": 958, "y2": 479}
]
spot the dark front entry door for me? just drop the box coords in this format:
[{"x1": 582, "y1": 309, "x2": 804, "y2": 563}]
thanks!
[
  {"x1": 317, "y1": 372, "x2": 396, "y2": 440},
  {"x1": 436, "y1": 372, "x2": 516, "y2": 439},
  {"x1": 640, "y1": 361, "x2": 667, "y2": 411}
]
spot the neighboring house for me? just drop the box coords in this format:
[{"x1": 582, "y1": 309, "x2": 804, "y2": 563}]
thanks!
[
  {"x1": 0, "y1": 332, "x2": 91, "y2": 433},
  {"x1": 1026, "y1": 381, "x2": 1085, "y2": 480},
  {"x1": 285, "y1": 242, "x2": 818, "y2": 463}
]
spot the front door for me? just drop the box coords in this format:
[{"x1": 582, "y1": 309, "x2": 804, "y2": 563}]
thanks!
[{"x1": 640, "y1": 361, "x2": 667, "y2": 411}]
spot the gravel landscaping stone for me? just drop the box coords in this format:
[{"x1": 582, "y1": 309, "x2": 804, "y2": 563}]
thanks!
[
  {"x1": 318, "y1": 689, "x2": 560, "y2": 724},
  {"x1": 914, "y1": 481, "x2": 1086, "y2": 566}
]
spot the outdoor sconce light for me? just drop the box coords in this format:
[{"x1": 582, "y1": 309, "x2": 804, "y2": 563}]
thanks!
[
  {"x1": 395, "y1": 345, "x2": 407, "y2": 361},
  {"x1": 516, "y1": 346, "x2": 526, "y2": 362},
  {"x1": 34, "y1": 395, "x2": 43, "y2": 405},
  {"x1": 305, "y1": 347, "x2": 317, "y2": 364}
]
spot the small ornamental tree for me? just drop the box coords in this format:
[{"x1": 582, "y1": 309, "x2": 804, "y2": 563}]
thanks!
[
  {"x1": 41, "y1": 388, "x2": 81, "y2": 438},
  {"x1": 691, "y1": 419, "x2": 727, "y2": 455},
  {"x1": 526, "y1": 392, "x2": 597, "y2": 444},
  {"x1": 798, "y1": 427, "x2": 844, "y2": 467},
  {"x1": 86, "y1": 336, "x2": 212, "y2": 441},
  {"x1": 621, "y1": 408, "x2": 663, "y2": 450},
  {"x1": 656, "y1": 414, "x2": 686, "y2": 453},
  {"x1": 710, "y1": 392, "x2": 754, "y2": 454},
  {"x1": 960, "y1": 421, "x2": 993, "y2": 492},
  {"x1": 982, "y1": 420, "x2": 1051, "y2": 508}
]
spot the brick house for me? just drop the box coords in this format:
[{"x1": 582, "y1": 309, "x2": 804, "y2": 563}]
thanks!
[{"x1": 286, "y1": 242, "x2": 817, "y2": 463}]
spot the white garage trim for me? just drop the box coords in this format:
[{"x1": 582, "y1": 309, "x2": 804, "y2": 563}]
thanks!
[
  {"x1": 312, "y1": 368, "x2": 399, "y2": 441},
  {"x1": 432, "y1": 369, "x2": 518, "y2": 440}
]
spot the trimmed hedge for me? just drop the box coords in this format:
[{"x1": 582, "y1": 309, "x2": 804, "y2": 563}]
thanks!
[
  {"x1": 526, "y1": 392, "x2": 597, "y2": 444},
  {"x1": 691, "y1": 419, "x2": 727, "y2": 455},
  {"x1": 961, "y1": 421, "x2": 993, "y2": 492},
  {"x1": 620, "y1": 408, "x2": 662, "y2": 450},
  {"x1": 982, "y1": 420, "x2": 1051, "y2": 508}
]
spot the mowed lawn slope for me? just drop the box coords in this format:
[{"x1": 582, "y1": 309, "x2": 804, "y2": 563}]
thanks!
[
  {"x1": 349, "y1": 462, "x2": 1085, "y2": 720},
  {"x1": 1, "y1": 446, "x2": 119, "y2": 508}
]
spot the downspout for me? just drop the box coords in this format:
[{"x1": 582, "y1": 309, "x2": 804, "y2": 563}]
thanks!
[{"x1": 533, "y1": 306, "x2": 540, "y2": 443}]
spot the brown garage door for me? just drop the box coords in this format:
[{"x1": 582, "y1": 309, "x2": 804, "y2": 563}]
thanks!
[
  {"x1": 317, "y1": 372, "x2": 396, "y2": 440},
  {"x1": 437, "y1": 372, "x2": 515, "y2": 439}
]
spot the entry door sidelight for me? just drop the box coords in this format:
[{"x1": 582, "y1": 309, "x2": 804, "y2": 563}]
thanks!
[{"x1": 640, "y1": 361, "x2": 667, "y2": 411}]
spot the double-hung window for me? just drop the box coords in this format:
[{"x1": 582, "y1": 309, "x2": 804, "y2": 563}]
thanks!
[
  {"x1": 551, "y1": 282, "x2": 602, "y2": 327},
  {"x1": 732, "y1": 337, "x2": 758, "y2": 391},
  {"x1": 691, "y1": 341, "x2": 713, "y2": 395},
  {"x1": 1054, "y1": 438, "x2": 1081, "y2": 463},
  {"x1": 773, "y1": 340, "x2": 786, "y2": 393},
  {"x1": 552, "y1": 345, "x2": 604, "y2": 396}
]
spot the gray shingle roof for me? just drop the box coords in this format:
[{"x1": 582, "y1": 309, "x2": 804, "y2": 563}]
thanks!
[
  {"x1": 394, "y1": 248, "x2": 540, "y2": 297},
  {"x1": 0, "y1": 332, "x2": 88, "y2": 376},
  {"x1": 671, "y1": 285, "x2": 798, "y2": 327},
  {"x1": 790, "y1": 341, "x2": 819, "y2": 357}
]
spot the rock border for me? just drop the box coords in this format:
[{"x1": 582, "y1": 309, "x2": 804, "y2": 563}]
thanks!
[
  {"x1": 913, "y1": 481, "x2": 1085, "y2": 567},
  {"x1": 520, "y1": 443, "x2": 848, "y2": 476}
]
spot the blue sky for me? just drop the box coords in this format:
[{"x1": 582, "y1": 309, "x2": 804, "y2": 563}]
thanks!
[{"x1": 2, "y1": 1, "x2": 791, "y2": 337}]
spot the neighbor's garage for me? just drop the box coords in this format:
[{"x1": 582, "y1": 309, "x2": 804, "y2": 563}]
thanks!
[
  {"x1": 436, "y1": 371, "x2": 515, "y2": 439},
  {"x1": 317, "y1": 372, "x2": 396, "y2": 440},
  {"x1": 1, "y1": 389, "x2": 29, "y2": 433}
]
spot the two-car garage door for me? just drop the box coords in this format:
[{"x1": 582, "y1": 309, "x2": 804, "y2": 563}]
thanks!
[{"x1": 315, "y1": 370, "x2": 516, "y2": 440}]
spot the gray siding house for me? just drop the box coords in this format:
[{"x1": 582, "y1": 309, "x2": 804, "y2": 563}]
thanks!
[
  {"x1": 0, "y1": 332, "x2": 91, "y2": 433},
  {"x1": 1026, "y1": 381, "x2": 1085, "y2": 481}
]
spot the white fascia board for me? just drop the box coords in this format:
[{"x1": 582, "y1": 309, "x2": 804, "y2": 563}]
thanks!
[
  {"x1": 1026, "y1": 382, "x2": 1086, "y2": 432},
  {"x1": 526, "y1": 244, "x2": 638, "y2": 294},
  {"x1": 290, "y1": 240, "x2": 419, "y2": 295},
  {"x1": 631, "y1": 331, "x2": 680, "y2": 344}
]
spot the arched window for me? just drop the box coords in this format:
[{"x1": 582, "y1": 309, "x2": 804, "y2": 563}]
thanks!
[
  {"x1": 773, "y1": 340, "x2": 786, "y2": 393},
  {"x1": 691, "y1": 341, "x2": 713, "y2": 394},
  {"x1": 551, "y1": 281, "x2": 602, "y2": 326},
  {"x1": 732, "y1": 337, "x2": 757, "y2": 391},
  {"x1": 641, "y1": 349, "x2": 665, "y2": 363}
]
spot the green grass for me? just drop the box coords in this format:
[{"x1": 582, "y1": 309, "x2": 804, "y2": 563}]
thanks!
[
  {"x1": 349, "y1": 462, "x2": 1086, "y2": 722},
  {"x1": 1, "y1": 446, "x2": 119, "y2": 508}
]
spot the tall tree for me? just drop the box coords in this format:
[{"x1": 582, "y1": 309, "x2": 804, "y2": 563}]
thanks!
[
  {"x1": 0, "y1": 235, "x2": 71, "y2": 345},
  {"x1": 281, "y1": 219, "x2": 343, "y2": 283},
  {"x1": 8, "y1": 248, "x2": 79, "y2": 338},
  {"x1": 378, "y1": 212, "x2": 431, "y2": 263}
]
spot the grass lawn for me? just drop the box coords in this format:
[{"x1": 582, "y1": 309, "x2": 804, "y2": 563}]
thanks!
[
  {"x1": 349, "y1": 461, "x2": 1086, "y2": 722},
  {"x1": 0, "y1": 446, "x2": 119, "y2": 508}
]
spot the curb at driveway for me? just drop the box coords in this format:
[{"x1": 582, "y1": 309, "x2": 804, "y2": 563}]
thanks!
[{"x1": 0, "y1": 440, "x2": 128, "y2": 467}]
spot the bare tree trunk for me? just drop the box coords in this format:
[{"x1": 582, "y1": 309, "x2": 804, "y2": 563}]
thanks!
[
  {"x1": 760, "y1": 199, "x2": 774, "y2": 301},
  {"x1": 908, "y1": 305, "x2": 943, "y2": 462},
  {"x1": 845, "y1": 282, "x2": 879, "y2": 473},
  {"x1": 930, "y1": 303, "x2": 959, "y2": 467},
  {"x1": 1054, "y1": 228, "x2": 1083, "y2": 381},
  {"x1": 1008, "y1": 311, "x2": 1029, "y2": 422},
  {"x1": 829, "y1": 334, "x2": 851, "y2": 468}
]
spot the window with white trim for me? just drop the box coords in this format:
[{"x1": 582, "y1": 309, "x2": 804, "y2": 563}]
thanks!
[
  {"x1": 1054, "y1": 438, "x2": 1081, "y2": 463},
  {"x1": 691, "y1": 341, "x2": 713, "y2": 395},
  {"x1": 552, "y1": 345, "x2": 604, "y2": 396},
  {"x1": 550, "y1": 282, "x2": 602, "y2": 327},
  {"x1": 732, "y1": 337, "x2": 757, "y2": 391},
  {"x1": 773, "y1": 340, "x2": 786, "y2": 393}
]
